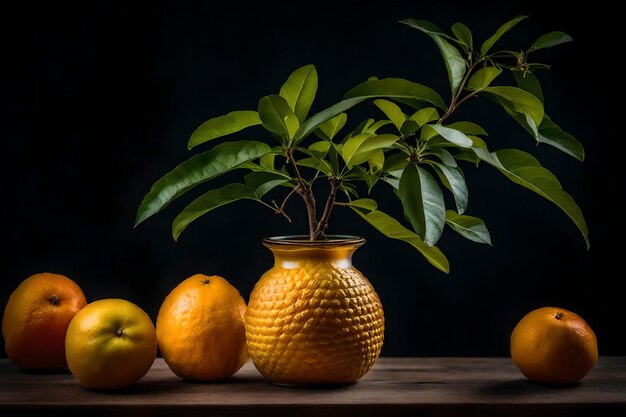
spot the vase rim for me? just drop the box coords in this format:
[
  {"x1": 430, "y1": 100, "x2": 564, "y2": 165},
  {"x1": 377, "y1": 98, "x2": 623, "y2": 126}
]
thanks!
[{"x1": 263, "y1": 235, "x2": 365, "y2": 247}]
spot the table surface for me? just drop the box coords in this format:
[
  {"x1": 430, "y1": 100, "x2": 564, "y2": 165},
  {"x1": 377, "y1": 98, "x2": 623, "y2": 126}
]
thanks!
[{"x1": 1, "y1": 357, "x2": 625, "y2": 417}]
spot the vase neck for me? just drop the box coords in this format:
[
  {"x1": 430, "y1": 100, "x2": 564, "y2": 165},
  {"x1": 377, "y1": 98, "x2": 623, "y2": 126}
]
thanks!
[{"x1": 263, "y1": 236, "x2": 364, "y2": 270}]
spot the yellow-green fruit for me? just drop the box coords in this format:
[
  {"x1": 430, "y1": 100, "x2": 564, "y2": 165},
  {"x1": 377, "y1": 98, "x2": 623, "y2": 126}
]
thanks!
[{"x1": 65, "y1": 299, "x2": 157, "y2": 390}]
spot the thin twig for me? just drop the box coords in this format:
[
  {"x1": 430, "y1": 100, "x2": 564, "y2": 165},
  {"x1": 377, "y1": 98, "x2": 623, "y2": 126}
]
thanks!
[
  {"x1": 279, "y1": 186, "x2": 298, "y2": 212},
  {"x1": 437, "y1": 60, "x2": 480, "y2": 125},
  {"x1": 258, "y1": 200, "x2": 292, "y2": 223},
  {"x1": 454, "y1": 91, "x2": 479, "y2": 108}
]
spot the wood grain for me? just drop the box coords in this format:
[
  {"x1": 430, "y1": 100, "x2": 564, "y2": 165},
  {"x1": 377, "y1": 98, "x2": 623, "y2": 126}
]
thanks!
[{"x1": 1, "y1": 357, "x2": 625, "y2": 416}]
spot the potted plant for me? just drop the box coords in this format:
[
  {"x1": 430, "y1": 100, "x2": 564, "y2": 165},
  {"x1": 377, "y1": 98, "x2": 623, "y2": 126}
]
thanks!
[{"x1": 135, "y1": 16, "x2": 587, "y2": 385}]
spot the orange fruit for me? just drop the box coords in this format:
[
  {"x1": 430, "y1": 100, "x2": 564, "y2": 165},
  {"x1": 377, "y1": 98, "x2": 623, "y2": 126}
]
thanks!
[
  {"x1": 2, "y1": 273, "x2": 87, "y2": 370},
  {"x1": 510, "y1": 306, "x2": 598, "y2": 384},
  {"x1": 156, "y1": 274, "x2": 248, "y2": 381},
  {"x1": 65, "y1": 299, "x2": 157, "y2": 389}
]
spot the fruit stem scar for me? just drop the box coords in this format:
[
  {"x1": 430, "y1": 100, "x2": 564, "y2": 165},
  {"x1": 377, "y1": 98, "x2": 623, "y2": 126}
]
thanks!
[
  {"x1": 49, "y1": 294, "x2": 59, "y2": 305},
  {"x1": 203, "y1": 279, "x2": 210, "y2": 285},
  {"x1": 555, "y1": 312, "x2": 564, "y2": 320},
  {"x1": 115, "y1": 329, "x2": 123, "y2": 337}
]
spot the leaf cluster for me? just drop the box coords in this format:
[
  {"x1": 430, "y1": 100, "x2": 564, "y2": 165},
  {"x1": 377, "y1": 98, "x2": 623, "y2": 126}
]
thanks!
[{"x1": 135, "y1": 16, "x2": 587, "y2": 273}]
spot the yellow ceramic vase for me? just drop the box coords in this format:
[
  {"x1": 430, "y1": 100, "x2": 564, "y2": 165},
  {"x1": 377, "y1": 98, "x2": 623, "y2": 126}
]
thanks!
[{"x1": 245, "y1": 235, "x2": 385, "y2": 385}]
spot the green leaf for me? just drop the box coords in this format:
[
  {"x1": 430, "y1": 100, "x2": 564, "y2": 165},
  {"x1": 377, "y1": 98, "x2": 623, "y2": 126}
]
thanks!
[
  {"x1": 135, "y1": 141, "x2": 271, "y2": 226},
  {"x1": 374, "y1": 99, "x2": 406, "y2": 132},
  {"x1": 344, "y1": 77, "x2": 447, "y2": 110},
  {"x1": 260, "y1": 154, "x2": 275, "y2": 171},
  {"x1": 410, "y1": 108, "x2": 439, "y2": 126},
  {"x1": 492, "y1": 50, "x2": 524, "y2": 59},
  {"x1": 400, "y1": 19, "x2": 466, "y2": 93},
  {"x1": 347, "y1": 166, "x2": 379, "y2": 191},
  {"x1": 295, "y1": 97, "x2": 371, "y2": 142},
  {"x1": 258, "y1": 95, "x2": 299, "y2": 142},
  {"x1": 446, "y1": 121, "x2": 488, "y2": 136},
  {"x1": 368, "y1": 150, "x2": 385, "y2": 173},
  {"x1": 349, "y1": 198, "x2": 378, "y2": 211},
  {"x1": 188, "y1": 111, "x2": 261, "y2": 149},
  {"x1": 473, "y1": 148, "x2": 589, "y2": 247},
  {"x1": 348, "y1": 199, "x2": 450, "y2": 273},
  {"x1": 400, "y1": 120, "x2": 419, "y2": 135},
  {"x1": 296, "y1": 157, "x2": 333, "y2": 176},
  {"x1": 467, "y1": 67, "x2": 502, "y2": 90},
  {"x1": 482, "y1": 86, "x2": 544, "y2": 126},
  {"x1": 527, "y1": 31, "x2": 573, "y2": 53},
  {"x1": 536, "y1": 116, "x2": 585, "y2": 161},
  {"x1": 382, "y1": 176, "x2": 400, "y2": 189},
  {"x1": 453, "y1": 136, "x2": 488, "y2": 165},
  {"x1": 308, "y1": 141, "x2": 331, "y2": 158},
  {"x1": 513, "y1": 71, "x2": 544, "y2": 104},
  {"x1": 495, "y1": 81, "x2": 583, "y2": 160},
  {"x1": 279, "y1": 64, "x2": 318, "y2": 122},
  {"x1": 340, "y1": 182, "x2": 358, "y2": 198},
  {"x1": 435, "y1": 37, "x2": 466, "y2": 93},
  {"x1": 399, "y1": 164, "x2": 446, "y2": 246},
  {"x1": 399, "y1": 18, "x2": 453, "y2": 39},
  {"x1": 342, "y1": 134, "x2": 399, "y2": 168},
  {"x1": 480, "y1": 15, "x2": 528, "y2": 56},
  {"x1": 427, "y1": 147, "x2": 457, "y2": 167},
  {"x1": 383, "y1": 152, "x2": 409, "y2": 173},
  {"x1": 244, "y1": 171, "x2": 291, "y2": 198},
  {"x1": 328, "y1": 144, "x2": 340, "y2": 174},
  {"x1": 241, "y1": 148, "x2": 283, "y2": 173},
  {"x1": 429, "y1": 161, "x2": 468, "y2": 214},
  {"x1": 423, "y1": 124, "x2": 473, "y2": 148},
  {"x1": 426, "y1": 137, "x2": 461, "y2": 148},
  {"x1": 469, "y1": 135, "x2": 488, "y2": 149},
  {"x1": 445, "y1": 210, "x2": 491, "y2": 245},
  {"x1": 315, "y1": 112, "x2": 347, "y2": 140},
  {"x1": 172, "y1": 184, "x2": 257, "y2": 241},
  {"x1": 454, "y1": 150, "x2": 480, "y2": 165},
  {"x1": 351, "y1": 134, "x2": 399, "y2": 164},
  {"x1": 346, "y1": 119, "x2": 374, "y2": 140},
  {"x1": 452, "y1": 22, "x2": 473, "y2": 49},
  {"x1": 341, "y1": 133, "x2": 371, "y2": 167},
  {"x1": 366, "y1": 119, "x2": 393, "y2": 134}
]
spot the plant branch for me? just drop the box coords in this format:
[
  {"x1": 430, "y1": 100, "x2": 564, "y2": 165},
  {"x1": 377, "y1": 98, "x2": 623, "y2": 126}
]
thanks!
[
  {"x1": 279, "y1": 186, "x2": 298, "y2": 212},
  {"x1": 300, "y1": 190, "x2": 317, "y2": 240},
  {"x1": 258, "y1": 200, "x2": 292, "y2": 223},
  {"x1": 288, "y1": 149, "x2": 306, "y2": 187},
  {"x1": 454, "y1": 90, "x2": 479, "y2": 108},
  {"x1": 286, "y1": 148, "x2": 318, "y2": 240},
  {"x1": 437, "y1": 60, "x2": 482, "y2": 125},
  {"x1": 313, "y1": 179, "x2": 340, "y2": 240}
]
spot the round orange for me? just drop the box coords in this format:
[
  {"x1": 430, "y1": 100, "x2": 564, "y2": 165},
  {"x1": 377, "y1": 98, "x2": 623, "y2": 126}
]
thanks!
[
  {"x1": 65, "y1": 299, "x2": 157, "y2": 389},
  {"x1": 156, "y1": 274, "x2": 248, "y2": 381},
  {"x1": 2, "y1": 273, "x2": 87, "y2": 370},
  {"x1": 510, "y1": 306, "x2": 598, "y2": 384}
]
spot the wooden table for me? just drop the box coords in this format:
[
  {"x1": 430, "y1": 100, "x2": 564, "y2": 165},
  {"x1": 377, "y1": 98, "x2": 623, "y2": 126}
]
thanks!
[{"x1": 1, "y1": 357, "x2": 625, "y2": 416}]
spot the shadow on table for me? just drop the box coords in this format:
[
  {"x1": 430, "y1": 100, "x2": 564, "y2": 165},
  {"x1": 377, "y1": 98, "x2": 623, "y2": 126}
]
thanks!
[
  {"x1": 480, "y1": 379, "x2": 580, "y2": 396},
  {"x1": 90, "y1": 382, "x2": 188, "y2": 395}
]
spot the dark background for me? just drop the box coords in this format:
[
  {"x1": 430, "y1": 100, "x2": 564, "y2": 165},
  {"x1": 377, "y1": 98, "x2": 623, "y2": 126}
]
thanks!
[{"x1": 2, "y1": 1, "x2": 623, "y2": 357}]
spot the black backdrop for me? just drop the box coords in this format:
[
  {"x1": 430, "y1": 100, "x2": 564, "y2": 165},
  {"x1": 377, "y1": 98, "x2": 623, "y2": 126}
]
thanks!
[{"x1": 2, "y1": 1, "x2": 624, "y2": 357}]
